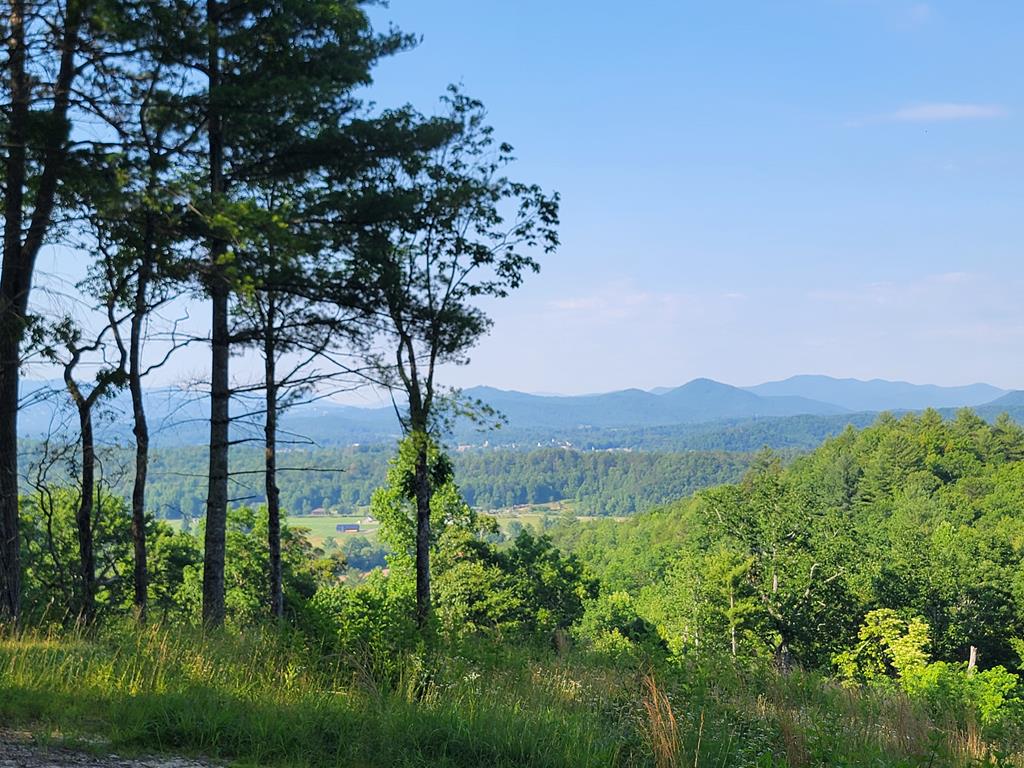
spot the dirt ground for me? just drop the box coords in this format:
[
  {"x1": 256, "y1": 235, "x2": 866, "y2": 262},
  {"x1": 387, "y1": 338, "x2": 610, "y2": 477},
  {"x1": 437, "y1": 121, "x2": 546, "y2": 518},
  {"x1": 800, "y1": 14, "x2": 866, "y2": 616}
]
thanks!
[{"x1": 0, "y1": 733, "x2": 213, "y2": 768}]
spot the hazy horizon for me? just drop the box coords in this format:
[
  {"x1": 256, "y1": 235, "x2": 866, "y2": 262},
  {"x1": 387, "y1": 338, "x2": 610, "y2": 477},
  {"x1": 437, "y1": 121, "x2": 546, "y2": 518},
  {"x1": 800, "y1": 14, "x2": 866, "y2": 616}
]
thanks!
[{"x1": 19, "y1": 370, "x2": 1018, "y2": 408}]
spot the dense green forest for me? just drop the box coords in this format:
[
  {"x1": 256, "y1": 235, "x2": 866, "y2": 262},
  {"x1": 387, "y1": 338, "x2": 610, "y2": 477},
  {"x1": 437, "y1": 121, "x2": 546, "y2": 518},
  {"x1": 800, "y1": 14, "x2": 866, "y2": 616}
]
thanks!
[
  {"x1": 550, "y1": 410, "x2": 1024, "y2": 727},
  {"x1": 19, "y1": 442, "x2": 753, "y2": 519},
  {"x1": 475, "y1": 413, "x2": 882, "y2": 452},
  {"x1": 486, "y1": 404, "x2": 1024, "y2": 452},
  {"x1": 134, "y1": 445, "x2": 753, "y2": 518}
]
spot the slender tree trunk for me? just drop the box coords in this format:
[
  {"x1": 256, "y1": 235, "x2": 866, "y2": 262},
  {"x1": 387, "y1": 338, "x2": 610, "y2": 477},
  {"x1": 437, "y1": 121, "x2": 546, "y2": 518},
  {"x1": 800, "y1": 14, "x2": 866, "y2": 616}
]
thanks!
[
  {"x1": 264, "y1": 296, "x2": 283, "y2": 619},
  {"x1": 0, "y1": 0, "x2": 29, "y2": 623},
  {"x1": 63, "y1": 355, "x2": 106, "y2": 624},
  {"x1": 775, "y1": 639, "x2": 793, "y2": 672},
  {"x1": 1, "y1": 0, "x2": 83, "y2": 623},
  {"x1": 202, "y1": 0, "x2": 229, "y2": 627},
  {"x1": 0, "y1": 342, "x2": 21, "y2": 622},
  {"x1": 129, "y1": 255, "x2": 151, "y2": 621},
  {"x1": 770, "y1": 569, "x2": 791, "y2": 670},
  {"x1": 74, "y1": 402, "x2": 96, "y2": 622},
  {"x1": 203, "y1": 280, "x2": 229, "y2": 626},
  {"x1": 412, "y1": 431, "x2": 431, "y2": 627}
]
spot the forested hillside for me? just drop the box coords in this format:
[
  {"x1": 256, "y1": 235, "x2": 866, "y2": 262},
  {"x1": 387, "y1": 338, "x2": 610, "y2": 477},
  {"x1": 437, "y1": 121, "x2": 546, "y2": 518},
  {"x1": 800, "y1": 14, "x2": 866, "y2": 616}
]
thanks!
[
  {"x1": 20, "y1": 444, "x2": 752, "y2": 519},
  {"x1": 551, "y1": 409, "x2": 1024, "y2": 672}
]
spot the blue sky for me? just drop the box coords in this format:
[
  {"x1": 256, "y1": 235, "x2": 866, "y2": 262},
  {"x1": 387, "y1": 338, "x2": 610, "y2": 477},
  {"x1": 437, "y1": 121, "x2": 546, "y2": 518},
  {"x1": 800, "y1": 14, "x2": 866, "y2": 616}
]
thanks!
[
  {"x1": 32, "y1": 1, "x2": 1021, "y2": 399},
  {"x1": 356, "y1": 1, "x2": 1023, "y2": 393}
]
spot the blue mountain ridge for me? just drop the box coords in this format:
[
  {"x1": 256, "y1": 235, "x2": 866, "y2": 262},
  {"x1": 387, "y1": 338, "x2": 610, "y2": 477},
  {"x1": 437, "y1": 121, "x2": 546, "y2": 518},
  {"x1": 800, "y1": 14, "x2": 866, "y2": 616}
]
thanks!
[
  {"x1": 17, "y1": 375, "x2": 1021, "y2": 448},
  {"x1": 744, "y1": 374, "x2": 1006, "y2": 412}
]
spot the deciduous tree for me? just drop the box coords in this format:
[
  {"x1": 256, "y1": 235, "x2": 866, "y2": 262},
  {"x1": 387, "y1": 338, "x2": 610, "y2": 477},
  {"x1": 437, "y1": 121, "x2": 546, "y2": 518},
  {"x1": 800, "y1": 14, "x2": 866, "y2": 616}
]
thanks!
[{"x1": 347, "y1": 91, "x2": 559, "y2": 624}]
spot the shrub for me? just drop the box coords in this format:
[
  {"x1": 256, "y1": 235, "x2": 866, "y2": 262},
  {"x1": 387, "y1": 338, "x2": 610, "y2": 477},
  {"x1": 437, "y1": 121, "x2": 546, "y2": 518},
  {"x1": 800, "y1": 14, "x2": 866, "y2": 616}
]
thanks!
[{"x1": 576, "y1": 591, "x2": 663, "y2": 662}]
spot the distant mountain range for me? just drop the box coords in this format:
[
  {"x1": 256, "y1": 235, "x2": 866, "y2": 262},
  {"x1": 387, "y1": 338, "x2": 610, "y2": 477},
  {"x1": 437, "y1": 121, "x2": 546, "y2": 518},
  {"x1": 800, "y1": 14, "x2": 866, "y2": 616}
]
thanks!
[
  {"x1": 459, "y1": 378, "x2": 849, "y2": 428},
  {"x1": 743, "y1": 375, "x2": 1006, "y2": 412},
  {"x1": 17, "y1": 375, "x2": 1023, "y2": 450}
]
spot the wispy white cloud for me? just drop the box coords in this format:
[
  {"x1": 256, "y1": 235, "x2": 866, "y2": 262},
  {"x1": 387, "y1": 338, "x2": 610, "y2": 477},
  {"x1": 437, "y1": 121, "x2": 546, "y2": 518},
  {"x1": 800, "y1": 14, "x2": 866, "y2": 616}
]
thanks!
[
  {"x1": 546, "y1": 281, "x2": 749, "y2": 326},
  {"x1": 883, "y1": 102, "x2": 1007, "y2": 123},
  {"x1": 548, "y1": 288, "x2": 683, "y2": 322}
]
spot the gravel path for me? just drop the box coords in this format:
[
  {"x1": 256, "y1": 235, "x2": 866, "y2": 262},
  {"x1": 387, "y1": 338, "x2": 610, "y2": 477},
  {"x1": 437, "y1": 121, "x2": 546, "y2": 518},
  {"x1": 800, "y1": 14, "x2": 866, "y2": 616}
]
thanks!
[{"x1": 0, "y1": 733, "x2": 214, "y2": 768}]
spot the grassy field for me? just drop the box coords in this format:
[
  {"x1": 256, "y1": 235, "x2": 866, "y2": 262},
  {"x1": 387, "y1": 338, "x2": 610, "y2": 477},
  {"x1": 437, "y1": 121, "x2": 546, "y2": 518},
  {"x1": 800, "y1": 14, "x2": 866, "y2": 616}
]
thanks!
[
  {"x1": 164, "y1": 514, "x2": 382, "y2": 545},
  {"x1": 285, "y1": 514, "x2": 380, "y2": 545},
  {"x1": 0, "y1": 627, "x2": 628, "y2": 768},
  {"x1": 2, "y1": 625, "x2": 1016, "y2": 768},
  {"x1": 162, "y1": 501, "x2": 612, "y2": 548}
]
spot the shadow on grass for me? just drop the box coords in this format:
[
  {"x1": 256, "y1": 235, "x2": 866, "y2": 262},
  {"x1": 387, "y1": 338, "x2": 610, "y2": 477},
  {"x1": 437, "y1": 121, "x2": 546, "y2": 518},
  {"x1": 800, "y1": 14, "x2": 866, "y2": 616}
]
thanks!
[{"x1": 2, "y1": 681, "x2": 616, "y2": 768}]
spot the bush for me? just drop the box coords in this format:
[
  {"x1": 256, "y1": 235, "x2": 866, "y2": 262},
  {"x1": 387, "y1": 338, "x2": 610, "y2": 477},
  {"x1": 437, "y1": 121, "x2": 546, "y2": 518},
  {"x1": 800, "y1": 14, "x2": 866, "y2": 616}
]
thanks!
[
  {"x1": 901, "y1": 661, "x2": 1023, "y2": 730},
  {"x1": 576, "y1": 591, "x2": 664, "y2": 662},
  {"x1": 837, "y1": 609, "x2": 1024, "y2": 738},
  {"x1": 308, "y1": 571, "x2": 418, "y2": 685}
]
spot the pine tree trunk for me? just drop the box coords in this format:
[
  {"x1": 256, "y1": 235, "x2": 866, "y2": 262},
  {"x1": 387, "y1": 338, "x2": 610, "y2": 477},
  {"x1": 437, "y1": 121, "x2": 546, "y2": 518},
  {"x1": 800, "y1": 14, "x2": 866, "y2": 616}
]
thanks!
[
  {"x1": 203, "y1": 280, "x2": 229, "y2": 627},
  {"x1": 75, "y1": 402, "x2": 96, "y2": 623},
  {"x1": 0, "y1": 0, "x2": 29, "y2": 623},
  {"x1": 0, "y1": 339, "x2": 21, "y2": 622},
  {"x1": 264, "y1": 297, "x2": 283, "y2": 619},
  {"x1": 201, "y1": 0, "x2": 229, "y2": 627},
  {"x1": 129, "y1": 256, "x2": 151, "y2": 621},
  {"x1": 729, "y1": 587, "x2": 737, "y2": 657},
  {"x1": 1, "y1": 0, "x2": 83, "y2": 623}
]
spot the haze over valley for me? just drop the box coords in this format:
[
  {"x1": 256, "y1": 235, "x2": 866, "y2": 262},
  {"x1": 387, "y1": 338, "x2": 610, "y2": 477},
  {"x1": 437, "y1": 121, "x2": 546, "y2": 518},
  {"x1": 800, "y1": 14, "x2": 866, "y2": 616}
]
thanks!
[{"x1": 20, "y1": 373, "x2": 1022, "y2": 450}]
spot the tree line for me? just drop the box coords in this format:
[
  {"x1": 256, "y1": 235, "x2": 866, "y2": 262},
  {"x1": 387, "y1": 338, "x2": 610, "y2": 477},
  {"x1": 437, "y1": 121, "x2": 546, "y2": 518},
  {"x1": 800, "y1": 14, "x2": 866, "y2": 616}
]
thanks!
[
  {"x1": 15, "y1": 434, "x2": 594, "y2": 647},
  {"x1": 1, "y1": 0, "x2": 557, "y2": 628},
  {"x1": 16, "y1": 443, "x2": 752, "y2": 520}
]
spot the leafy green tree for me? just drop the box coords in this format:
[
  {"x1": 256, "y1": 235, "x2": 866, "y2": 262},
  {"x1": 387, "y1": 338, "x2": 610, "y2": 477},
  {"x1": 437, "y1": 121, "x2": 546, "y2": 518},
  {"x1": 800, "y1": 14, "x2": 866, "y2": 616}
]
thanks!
[
  {"x1": 702, "y1": 458, "x2": 858, "y2": 667},
  {"x1": 373, "y1": 436, "x2": 463, "y2": 580},
  {"x1": 339, "y1": 535, "x2": 387, "y2": 573},
  {"x1": 308, "y1": 570, "x2": 417, "y2": 682},
  {"x1": 347, "y1": 90, "x2": 559, "y2": 626},
  {"x1": 179, "y1": 506, "x2": 340, "y2": 625},
  {"x1": 18, "y1": 484, "x2": 198, "y2": 623},
  {"x1": 19, "y1": 488, "x2": 131, "y2": 622},
  {"x1": 575, "y1": 591, "x2": 662, "y2": 661},
  {"x1": 834, "y1": 608, "x2": 931, "y2": 683},
  {"x1": 372, "y1": 437, "x2": 591, "y2": 639},
  {"x1": 146, "y1": 523, "x2": 202, "y2": 621},
  {"x1": 499, "y1": 529, "x2": 594, "y2": 637}
]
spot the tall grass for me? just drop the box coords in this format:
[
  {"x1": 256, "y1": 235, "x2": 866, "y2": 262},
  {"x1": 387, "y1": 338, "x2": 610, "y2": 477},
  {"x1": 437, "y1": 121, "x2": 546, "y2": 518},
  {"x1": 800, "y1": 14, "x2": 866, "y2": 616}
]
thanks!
[
  {"x1": 0, "y1": 624, "x2": 621, "y2": 768},
  {"x1": 0, "y1": 626, "x2": 1019, "y2": 767},
  {"x1": 641, "y1": 673, "x2": 680, "y2": 768}
]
